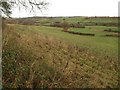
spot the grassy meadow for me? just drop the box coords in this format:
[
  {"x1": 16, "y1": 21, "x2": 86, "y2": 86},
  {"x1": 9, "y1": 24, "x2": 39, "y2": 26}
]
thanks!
[{"x1": 2, "y1": 17, "x2": 119, "y2": 88}]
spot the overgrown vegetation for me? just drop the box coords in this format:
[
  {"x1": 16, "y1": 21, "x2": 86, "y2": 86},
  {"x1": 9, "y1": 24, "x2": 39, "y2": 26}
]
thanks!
[{"x1": 2, "y1": 24, "x2": 118, "y2": 88}]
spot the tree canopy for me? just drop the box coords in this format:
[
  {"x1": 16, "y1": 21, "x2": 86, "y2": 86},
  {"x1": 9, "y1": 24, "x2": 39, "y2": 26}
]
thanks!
[{"x1": 0, "y1": 0, "x2": 49, "y2": 17}]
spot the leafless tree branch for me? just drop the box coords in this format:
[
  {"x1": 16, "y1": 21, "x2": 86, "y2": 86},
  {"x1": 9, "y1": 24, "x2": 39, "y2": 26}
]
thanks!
[{"x1": 0, "y1": 0, "x2": 49, "y2": 17}]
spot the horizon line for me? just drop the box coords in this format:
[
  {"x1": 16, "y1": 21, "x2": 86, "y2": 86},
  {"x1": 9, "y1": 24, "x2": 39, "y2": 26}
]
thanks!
[{"x1": 11, "y1": 15, "x2": 119, "y2": 18}]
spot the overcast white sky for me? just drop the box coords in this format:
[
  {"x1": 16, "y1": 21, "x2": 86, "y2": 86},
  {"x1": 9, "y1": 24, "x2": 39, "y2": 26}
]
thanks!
[{"x1": 11, "y1": 0, "x2": 120, "y2": 17}]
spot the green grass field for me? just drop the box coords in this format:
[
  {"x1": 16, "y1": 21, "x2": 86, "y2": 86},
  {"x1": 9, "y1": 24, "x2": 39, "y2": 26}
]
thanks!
[
  {"x1": 3, "y1": 17, "x2": 118, "y2": 88},
  {"x1": 11, "y1": 24, "x2": 118, "y2": 59}
]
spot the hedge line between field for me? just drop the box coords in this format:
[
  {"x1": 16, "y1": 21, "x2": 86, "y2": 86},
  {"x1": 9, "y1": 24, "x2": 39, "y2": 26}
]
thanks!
[{"x1": 63, "y1": 30, "x2": 95, "y2": 36}]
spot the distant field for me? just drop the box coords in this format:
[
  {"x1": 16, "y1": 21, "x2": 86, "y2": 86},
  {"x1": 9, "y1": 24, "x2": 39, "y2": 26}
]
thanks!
[
  {"x1": 34, "y1": 17, "x2": 118, "y2": 23},
  {"x1": 8, "y1": 16, "x2": 118, "y2": 26},
  {"x1": 69, "y1": 26, "x2": 118, "y2": 35}
]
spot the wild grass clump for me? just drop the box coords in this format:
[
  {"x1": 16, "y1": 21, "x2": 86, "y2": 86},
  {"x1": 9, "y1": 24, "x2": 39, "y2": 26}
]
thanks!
[{"x1": 2, "y1": 25, "x2": 118, "y2": 88}]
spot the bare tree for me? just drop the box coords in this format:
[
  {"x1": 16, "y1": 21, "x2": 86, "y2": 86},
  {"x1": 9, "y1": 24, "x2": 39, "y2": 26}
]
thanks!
[{"x1": 0, "y1": 0, "x2": 49, "y2": 17}]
